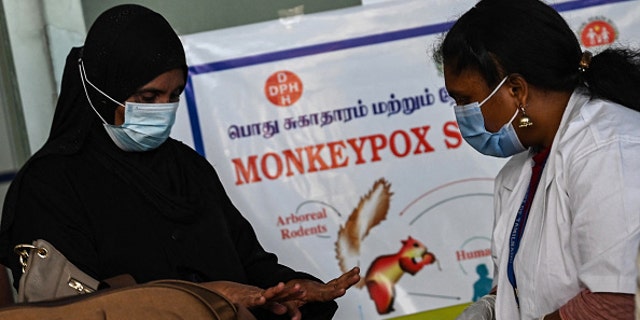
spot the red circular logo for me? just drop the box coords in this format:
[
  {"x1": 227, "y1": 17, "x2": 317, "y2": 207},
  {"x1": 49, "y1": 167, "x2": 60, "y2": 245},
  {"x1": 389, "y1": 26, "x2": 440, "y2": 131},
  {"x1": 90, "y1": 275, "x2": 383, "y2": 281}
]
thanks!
[
  {"x1": 580, "y1": 20, "x2": 616, "y2": 47},
  {"x1": 264, "y1": 71, "x2": 303, "y2": 107}
]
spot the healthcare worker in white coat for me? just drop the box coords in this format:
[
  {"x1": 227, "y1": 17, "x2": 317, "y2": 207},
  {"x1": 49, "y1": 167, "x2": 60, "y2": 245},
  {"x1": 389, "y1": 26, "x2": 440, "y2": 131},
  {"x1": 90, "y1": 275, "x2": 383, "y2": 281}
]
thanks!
[{"x1": 433, "y1": 0, "x2": 640, "y2": 319}]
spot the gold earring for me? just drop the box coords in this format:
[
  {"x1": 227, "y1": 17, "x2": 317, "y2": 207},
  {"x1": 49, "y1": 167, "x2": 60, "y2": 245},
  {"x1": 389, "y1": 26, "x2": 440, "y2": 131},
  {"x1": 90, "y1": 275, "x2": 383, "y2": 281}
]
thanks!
[{"x1": 518, "y1": 105, "x2": 533, "y2": 128}]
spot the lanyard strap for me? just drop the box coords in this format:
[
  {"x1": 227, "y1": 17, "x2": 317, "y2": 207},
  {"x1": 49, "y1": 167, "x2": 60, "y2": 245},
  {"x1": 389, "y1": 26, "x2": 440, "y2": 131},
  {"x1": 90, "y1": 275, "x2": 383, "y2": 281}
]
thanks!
[{"x1": 506, "y1": 148, "x2": 550, "y2": 307}]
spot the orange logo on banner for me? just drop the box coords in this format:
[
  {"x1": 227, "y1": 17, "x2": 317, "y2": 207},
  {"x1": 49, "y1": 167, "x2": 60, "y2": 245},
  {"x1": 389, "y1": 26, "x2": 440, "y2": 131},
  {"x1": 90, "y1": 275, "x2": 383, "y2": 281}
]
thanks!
[
  {"x1": 265, "y1": 71, "x2": 303, "y2": 107},
  {"x1": 579, "y1": 18, "x2": 616, "y2": 48}
]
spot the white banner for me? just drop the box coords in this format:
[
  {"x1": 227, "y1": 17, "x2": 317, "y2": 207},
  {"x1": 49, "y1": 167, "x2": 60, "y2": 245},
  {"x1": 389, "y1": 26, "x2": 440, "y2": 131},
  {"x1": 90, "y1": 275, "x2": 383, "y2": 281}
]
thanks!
[{"x1": 172, "y1": 0, "x2": 640, "y2": 318}]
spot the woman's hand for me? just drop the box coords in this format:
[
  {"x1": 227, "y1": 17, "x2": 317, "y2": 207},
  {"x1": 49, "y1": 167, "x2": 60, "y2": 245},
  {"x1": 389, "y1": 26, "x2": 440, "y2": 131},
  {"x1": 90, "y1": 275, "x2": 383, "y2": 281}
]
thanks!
[
  {"x1": 199, "y1": 280, "x2": 303, "y2": 309},
  {"x1": 264, "y1": 267, "x2": 361, "y2": 320},
  {"x1": 200, "y1": 267, "x2": 360, "y2": 320},
  {"x1": 286, "y1": 266, "x2": 361, "y2": 303},
  {"x1": 200, "y1": 280, "x2": 309, "y2": 319}
]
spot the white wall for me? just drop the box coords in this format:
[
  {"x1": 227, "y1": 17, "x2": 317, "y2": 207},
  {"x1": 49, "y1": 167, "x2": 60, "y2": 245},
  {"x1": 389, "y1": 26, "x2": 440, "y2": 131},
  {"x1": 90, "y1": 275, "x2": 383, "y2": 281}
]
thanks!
[
  {"x1": 2, "y1": 0, "x2": 85, "y2": 154},
  {"x1": 3, "y1": 0, "x2": 56, "y2": 154},
  {"x1": 0, "y1": 0, "x2": 86, "y2": 232}
]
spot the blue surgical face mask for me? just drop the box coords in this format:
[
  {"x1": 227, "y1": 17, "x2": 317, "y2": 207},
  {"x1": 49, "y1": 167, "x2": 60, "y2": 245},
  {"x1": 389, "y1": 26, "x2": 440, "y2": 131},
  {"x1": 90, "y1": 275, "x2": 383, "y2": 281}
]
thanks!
[
  {"x1": 454, "y1": 77, "x2": 526, "y2": 157},
  {"x1": 79, "y1": 60, "x2": 178, "y2": 152},
  {"x1": 102, "y1": 102, "x2": 178, "y2": 152}
]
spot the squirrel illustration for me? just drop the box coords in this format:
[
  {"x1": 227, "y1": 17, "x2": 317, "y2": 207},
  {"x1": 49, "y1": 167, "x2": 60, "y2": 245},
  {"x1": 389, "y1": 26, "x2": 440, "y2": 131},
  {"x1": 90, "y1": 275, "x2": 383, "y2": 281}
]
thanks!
[
  {"x1": 365, "y1": 236, "x2": 436, "y2": 314},
  {"x1": 335, "y1": 178, "x2": 437, "y2": 314}
]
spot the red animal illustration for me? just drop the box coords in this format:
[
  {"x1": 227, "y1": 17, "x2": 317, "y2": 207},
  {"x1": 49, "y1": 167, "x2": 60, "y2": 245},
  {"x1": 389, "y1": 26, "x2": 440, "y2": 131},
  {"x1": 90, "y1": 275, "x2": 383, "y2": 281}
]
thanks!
[{"x1": 364, "y1": 236, "x2": 436, "y2": 314}]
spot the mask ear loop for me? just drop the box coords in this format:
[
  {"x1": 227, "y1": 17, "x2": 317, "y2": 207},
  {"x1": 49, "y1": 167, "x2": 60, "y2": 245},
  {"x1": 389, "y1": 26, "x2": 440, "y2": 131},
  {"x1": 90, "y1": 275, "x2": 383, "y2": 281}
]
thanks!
[
  {"x1": 478, "y1": 75, "x2": 524, "y2": 128},
  {"x1": 505, "y1": 107, "x2": 520, "y2": 128},
  {"x1": 77, "y1": 59, "x2": 124, "y2": 125},
  {"x1": 479, "y1": 76, "x2": 509, "y2": 108}
]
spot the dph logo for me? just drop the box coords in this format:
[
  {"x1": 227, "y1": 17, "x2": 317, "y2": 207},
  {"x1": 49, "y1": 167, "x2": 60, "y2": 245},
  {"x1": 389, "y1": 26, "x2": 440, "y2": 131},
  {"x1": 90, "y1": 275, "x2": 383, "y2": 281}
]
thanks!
[
  {"x1": 578, "y1": 17, "x2": 617, "y2": 48},
  {"x1": 264, "y1": 71, "x2": 303, "y2": 107}
]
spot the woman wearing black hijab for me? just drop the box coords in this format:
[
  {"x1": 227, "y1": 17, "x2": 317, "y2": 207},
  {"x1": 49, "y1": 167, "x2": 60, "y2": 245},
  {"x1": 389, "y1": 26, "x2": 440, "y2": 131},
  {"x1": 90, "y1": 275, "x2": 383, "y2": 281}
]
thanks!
[{"x1": 0, "y1": 4, "x2": 359, "y2": 319}]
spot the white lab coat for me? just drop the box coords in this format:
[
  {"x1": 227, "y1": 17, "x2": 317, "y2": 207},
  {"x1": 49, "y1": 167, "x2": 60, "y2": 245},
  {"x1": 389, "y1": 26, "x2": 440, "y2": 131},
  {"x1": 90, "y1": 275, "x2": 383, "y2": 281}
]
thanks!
[{"x1": 492, "y1": 88, "x2": 640, "y2": 320}]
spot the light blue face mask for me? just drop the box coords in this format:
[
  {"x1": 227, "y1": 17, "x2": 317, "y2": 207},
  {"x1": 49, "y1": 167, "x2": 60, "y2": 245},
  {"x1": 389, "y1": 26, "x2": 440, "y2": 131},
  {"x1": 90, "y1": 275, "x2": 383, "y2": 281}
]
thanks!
[
  {"x1": 79, "y1": 60, "x2": 178, "y2": 152},
  {"x1": 454, "y1": 77, "x2": 526, "y2": 157},
  {"x1": 102, "y1": 102, "x2": 178, "y2": 152}
]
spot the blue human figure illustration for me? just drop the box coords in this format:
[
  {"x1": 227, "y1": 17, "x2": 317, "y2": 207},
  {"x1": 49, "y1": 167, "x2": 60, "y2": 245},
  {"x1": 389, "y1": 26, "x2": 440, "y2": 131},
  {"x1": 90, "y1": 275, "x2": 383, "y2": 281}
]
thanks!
[{"x1": 472, "y1": 263, "x2": 493, "y2": 301}]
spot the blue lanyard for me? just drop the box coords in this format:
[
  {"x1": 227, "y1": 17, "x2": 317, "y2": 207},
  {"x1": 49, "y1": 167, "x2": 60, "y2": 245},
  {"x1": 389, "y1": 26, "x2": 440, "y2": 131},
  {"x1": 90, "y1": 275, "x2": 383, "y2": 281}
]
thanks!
[
  {"x1": 506, "y1": 189, "x2": 530, "y2": 307},
  {"x1": 506, "y1": 152, "x2": 549, "y2": 307}
]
